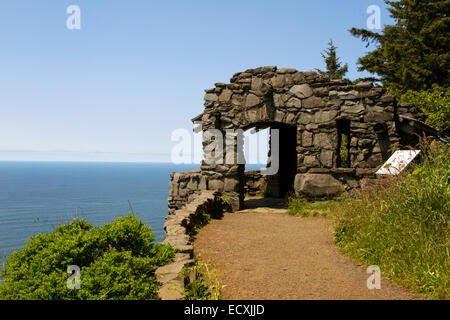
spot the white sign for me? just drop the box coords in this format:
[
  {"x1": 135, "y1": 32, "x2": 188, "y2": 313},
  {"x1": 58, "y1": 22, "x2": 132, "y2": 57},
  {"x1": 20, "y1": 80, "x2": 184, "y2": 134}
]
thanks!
[{"x1": 376, "y1": 150, "x2": 420, "y2": 175}]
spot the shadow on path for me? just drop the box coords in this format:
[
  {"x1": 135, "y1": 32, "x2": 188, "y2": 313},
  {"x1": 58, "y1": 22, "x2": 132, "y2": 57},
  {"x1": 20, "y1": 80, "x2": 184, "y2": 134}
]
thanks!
[{"x1": 244, "y1": 197, "x2": 288, "y2": 210}]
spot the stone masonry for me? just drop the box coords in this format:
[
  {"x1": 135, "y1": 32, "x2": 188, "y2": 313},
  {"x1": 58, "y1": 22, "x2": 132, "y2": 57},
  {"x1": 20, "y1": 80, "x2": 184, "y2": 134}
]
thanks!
[
  {"x1": 244, "y1": 170, "x2": 267, "y2": 197},
  {"x1": 168, "y1": 66, "x2": 425, "y2": 211},
  {"x1": 156, "y1": 190, "x2": 223, "y2": 300}
]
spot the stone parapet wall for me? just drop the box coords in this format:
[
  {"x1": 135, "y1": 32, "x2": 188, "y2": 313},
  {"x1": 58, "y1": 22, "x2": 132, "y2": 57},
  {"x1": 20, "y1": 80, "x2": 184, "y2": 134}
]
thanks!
[
  {"x1": 168, "y1": 168, "x2": 243, "y2": 213},
  {"x1": 157, "y1": 190, "x2": 223, "y2": 300},
  {"x1": 169, "y1": 169, "x2": 269, "y2": 212},
  {"x1": 168, "y1": 170, "x2": 206, "y2": 214},
  {"x1": 244, "y1": 170, "x2": 267, "y2": 196}
]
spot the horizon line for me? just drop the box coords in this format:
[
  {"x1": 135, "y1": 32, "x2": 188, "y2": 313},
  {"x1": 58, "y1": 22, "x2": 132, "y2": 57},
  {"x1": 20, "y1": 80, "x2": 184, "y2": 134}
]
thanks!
[
  {"x1": 0, "y1": 160, "x2": 267, "y2": 165},
  {"x1": 0, "y1": 160, "x2": 197, "y2": 164}
]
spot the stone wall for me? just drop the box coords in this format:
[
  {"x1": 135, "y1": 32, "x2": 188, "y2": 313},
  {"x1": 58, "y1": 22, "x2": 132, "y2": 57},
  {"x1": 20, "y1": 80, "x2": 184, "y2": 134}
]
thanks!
[
  {"x1": 168, "y1": 169, "x2": 269, "y2": 212},
  {"x1": 157, "y1": 190, "x2": 223, "y2": 300},
  {"x1": 168, "y1": 170, "x2": 204, "y2": 214},
  {"x1": 244, "y1": 170, "x2": 267, "y2": 196},
  {"x1": 169, "y1": 66, "x2": 424, "y2": 209},
  {"x1": 159, "y1": 66, "x2": 427, "y2": 299},
  {"x1": 397, "y1": 102, "x2": 426, "y2": 121},
  {"x1": 168, "y1": 167, "x2": 243, "y2": 212}
]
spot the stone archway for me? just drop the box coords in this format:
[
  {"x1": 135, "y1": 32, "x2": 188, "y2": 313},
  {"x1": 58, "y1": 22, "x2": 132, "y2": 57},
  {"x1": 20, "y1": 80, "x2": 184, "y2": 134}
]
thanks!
[{"x1": 168, "y1": 66, "x2": 424, "y2": 213}]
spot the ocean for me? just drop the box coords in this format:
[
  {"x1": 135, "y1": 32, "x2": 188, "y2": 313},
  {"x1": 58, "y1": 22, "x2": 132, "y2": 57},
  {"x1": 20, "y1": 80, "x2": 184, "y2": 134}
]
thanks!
[{"x1": 0, "y1": 162, "x2": 201, "y2": 265}]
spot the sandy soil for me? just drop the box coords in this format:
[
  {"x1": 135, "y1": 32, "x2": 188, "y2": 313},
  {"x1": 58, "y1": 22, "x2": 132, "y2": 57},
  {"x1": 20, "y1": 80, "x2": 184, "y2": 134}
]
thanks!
[{"x1": 193, "y1": 198, "x2": 417, "y2": 300}]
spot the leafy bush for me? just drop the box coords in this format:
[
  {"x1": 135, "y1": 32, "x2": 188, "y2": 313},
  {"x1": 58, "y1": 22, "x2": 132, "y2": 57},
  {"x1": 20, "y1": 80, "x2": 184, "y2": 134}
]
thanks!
[
  {"x1": 334, "y1": 142, "x2": 449, "y2": 299},
  {"x1": 0, "y1": 213, "x2": 176, "y2": 300},
  {"x1": 397, "y1": 85, "x2": 450, "y2": 134},
  {"x1": 220, "y1": 195, "x2": 232, "y2": 213}
]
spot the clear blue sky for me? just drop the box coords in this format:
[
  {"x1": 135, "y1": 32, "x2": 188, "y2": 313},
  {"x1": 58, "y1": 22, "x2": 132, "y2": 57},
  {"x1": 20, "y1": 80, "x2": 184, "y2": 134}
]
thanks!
[{"x1": 0, "y1": 0, "x2": 393, "y2": 162}]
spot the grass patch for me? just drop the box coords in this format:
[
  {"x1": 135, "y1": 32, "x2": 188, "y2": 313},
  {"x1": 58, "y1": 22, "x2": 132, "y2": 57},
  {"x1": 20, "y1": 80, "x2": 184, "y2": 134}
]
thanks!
[
  {"x1": 287, "y1": 141, "x2": 449, "y2": 299},
  {"x1": 179, "y1": 261, "x2": 226, "y2": 300},
  {"x1": 333, "y1": 141, "x2": 449, "y2": 299},
  {"x1": 287, "y1": 197, "x2": 337, "y2": 217}
]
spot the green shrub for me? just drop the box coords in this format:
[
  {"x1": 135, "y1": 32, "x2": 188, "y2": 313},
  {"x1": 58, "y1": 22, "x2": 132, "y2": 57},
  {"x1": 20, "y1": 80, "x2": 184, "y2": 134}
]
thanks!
[
  {"x1": 0, "y1": 213, "x2": 176, "y2": 300},
  {"x1": 220, "y1": 195, "x2": 232, "y2": 213},
  {"x1": 334, "y1": 142, "x2": 449, "y2": 299}
]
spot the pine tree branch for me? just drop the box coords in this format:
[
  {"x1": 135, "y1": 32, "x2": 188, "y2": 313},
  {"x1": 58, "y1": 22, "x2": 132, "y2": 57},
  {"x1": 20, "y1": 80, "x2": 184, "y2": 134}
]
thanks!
[{"x1": 349, "y1": 28, "x2": 382, "y2": 47}]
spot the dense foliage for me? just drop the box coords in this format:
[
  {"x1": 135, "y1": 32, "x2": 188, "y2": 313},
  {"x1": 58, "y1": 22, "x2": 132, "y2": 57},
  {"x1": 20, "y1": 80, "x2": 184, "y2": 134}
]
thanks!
[
  {"x1": 0, "y1": 214, "x2": 176, "y2": 300},
  {"x1": 350, "y1": 0, "x2": 449, "y2": 92},
  {"x1": 315, "y1": 40, "x2": 349, "y2": 80}
]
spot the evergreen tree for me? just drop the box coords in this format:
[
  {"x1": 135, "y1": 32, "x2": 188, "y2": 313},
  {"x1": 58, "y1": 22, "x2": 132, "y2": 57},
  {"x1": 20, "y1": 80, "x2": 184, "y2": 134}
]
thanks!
[
  {"x1": 350, "y1": 0, "x2": 449, "y2": 92},
  {"x1": 315, "y1": 40, "x2": 349, "y2": 79}
]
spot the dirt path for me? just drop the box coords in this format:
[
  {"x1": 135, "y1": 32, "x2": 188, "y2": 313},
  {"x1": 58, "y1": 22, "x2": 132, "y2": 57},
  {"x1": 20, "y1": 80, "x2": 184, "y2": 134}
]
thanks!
[{"x1": 193, "y1": 198, "x2": 416, "y2": 300}]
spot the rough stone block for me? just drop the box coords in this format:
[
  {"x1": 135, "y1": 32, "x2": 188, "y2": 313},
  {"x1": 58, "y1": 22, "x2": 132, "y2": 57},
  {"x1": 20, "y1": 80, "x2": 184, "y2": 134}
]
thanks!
[
  {"x1": 338, "y1": 90, "x2": 359, "y2": 100},
  {"x1": 320, "y1": 150, "x2": 334, "y2": 168},
  {"x1": 224, "y1": 178, "x2": 239, "y2": 192},
  {"x1": 342, "y1": 103, "x2": 365, "y2": 114},
  {"x1": 315, "y1": 110, "x2": 338, "y2": 123},
  {"x1": 204, "y1": 93, "x2": 218, "y2": 102},
  {"x1": 303, "y1": 96, "x2": 325, "y2": 109},
  {"x1": 286, "y1": 97, "x2": 302, "y2": 108},
  {"x1": 294, "y1": 173, "x2": 344, "y2": 197},
  {"x1": 302, "y1": 131, "x2": 313, "y2": 147},
  {"x1": 303, "y1": 155, "x2": 319, "y2": 167},
  {"x1": 245, "y1": 93, "x2": 261, "y2": 108},
  {"x1": 270, "y1": 74, "x2": 285, "y2": 88},
  {"x1": 273, "y1": 93, "x2": 284, "y2": 107},
  {"x1": 313, "y1": 133, "x2": 335, "y2": 149},
  {"x1": 289, "y1": 84, "x2": 313, "y2": 99},
  {"x1": 219, "y1": 89, "x2": 232, "y2": 103},
  {"x1": 298, "y1": 113, "x2": 314, "y2": 125}
]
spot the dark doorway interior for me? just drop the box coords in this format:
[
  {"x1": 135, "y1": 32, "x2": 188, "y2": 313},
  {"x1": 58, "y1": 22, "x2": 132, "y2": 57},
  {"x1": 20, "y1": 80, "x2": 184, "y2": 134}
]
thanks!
[
  {"x1": 274, "y1": 123, "x2": 298, "y2": 197},
  {"x1": 244, "y1": 122, "x2": 298, "y2": 199}
]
